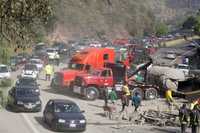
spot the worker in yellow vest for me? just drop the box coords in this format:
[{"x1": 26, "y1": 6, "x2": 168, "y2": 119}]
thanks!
[
  {"x1": 190, "y1": 100, "x2": 199, "y2": 110},
  {"x1": 165, "y1": 89, "x2": 174, "y2": 111},
  {"x1": 44, "y1": 63, "x2": 54, "y2": 81}
]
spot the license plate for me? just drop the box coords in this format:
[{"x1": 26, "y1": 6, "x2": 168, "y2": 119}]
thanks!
[
  {"x1": 73, "y1": 86, "x2": 81, "y2": 94},
  {"x1": 25, "y1": 103, "x2": 35, "y2": 109},
  {"x1": 69, "y1": 124, "x2": 76, "y2": 128}
]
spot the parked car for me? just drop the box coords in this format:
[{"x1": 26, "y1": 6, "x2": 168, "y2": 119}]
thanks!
[
  {"x1": 29, "y1": 58, "x2": 44, "y2": 71},
  {"x1": 21, "y1": 64, "x2": 39, "y2": 79},
  {"x1": 52, "y1": 42, "x2": 68, "y2": 54},
  {"x1": 46, "y1": 48, "x2": 59, "y2": 60},
  {"x1": 43, "y1": 99, "x2": 86, "y2": 132},
  {"x1": 34, "y1": 43, "x2": 47, "y2": 55},
  {"x1": 7, "y1": 79, "x2": 41, "y2": 112},
  {"x1": 0, "y1": 64, "x2": 11, "y2": 79}
]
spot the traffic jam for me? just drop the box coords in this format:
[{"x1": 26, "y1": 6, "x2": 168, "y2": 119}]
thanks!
[{"x1": 2, "y1": 36, "x2": 200, "y2": 132}]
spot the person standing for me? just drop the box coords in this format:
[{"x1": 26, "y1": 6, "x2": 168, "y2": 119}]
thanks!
[
  {"x1": 165, "y1": 89, "x2": 174, "y2": 111},
  {"x1": 120, "y1": 82, "x2": 131, "y2": 120},
  {"x1": 122, "y1": 82, "x2": 131, "y2": 103},
  {"x1": 108, "y1": 88, "x2": 118, "y2": 104},
  {"x1": 131, "y1": 92, "x2": 141, "y2": 112},
  {"x1": 120, "y1": 91, "x2": 129, "y2": 120},
  {"x1": 179, "y1": 104, "x2": 189, "y2": 133},
  {"x1": 44, "y1": 63, "x2": 53, "y2": 81},
  {"x1": 190, "y1": 105, "x2": 200, "y2": 133}
]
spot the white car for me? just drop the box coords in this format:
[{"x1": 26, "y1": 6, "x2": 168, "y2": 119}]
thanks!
[
  {"x1": 29, "y1": 58, "x2": 43, "y2": 71},
  {"x1": 0, "y1": 65, "x2": 11, "y2": 79},
  {"x1": 21, "y1": 64, "x2": 39, "y2": 79},
  {"x1": 46, "y1": 48, "x2": 59, "y2": 60}
]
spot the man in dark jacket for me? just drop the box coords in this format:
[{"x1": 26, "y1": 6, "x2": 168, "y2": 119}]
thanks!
[
  {"x1": 190, "y1": 104, "x2": 200, "y2": 133},
  {"x1": 120, "y1": 91, "x2": 129, "y2": 120},
  {"x1": 179, "y1": 104, "x2": 189, "y2": 133},
  {"x1": 132, "y1": 92, "x2": 141, "y2": 112}
]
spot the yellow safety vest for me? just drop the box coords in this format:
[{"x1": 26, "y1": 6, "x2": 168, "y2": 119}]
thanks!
[
  {"x1": 165, "y1": 90, "x2": 173, "y2": 102},
  {"x1": 190, "y1": 101, "x2": 198, "y2": 110},
  {"x1": 45, "y1": 65, "x2": 53, "y2": 75},
  {"x1": 123, "y1": 85, "x2": 131, "y2": 96}
]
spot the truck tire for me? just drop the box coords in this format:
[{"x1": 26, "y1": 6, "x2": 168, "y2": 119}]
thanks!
[
  {"x1": 86, "y1": 87, "x2": 99, "y2": 101},
  {"x1": 145, "y1": 88, "x2": 158, "y2": 100},
  {"x1": 132, "y1": 88, "x2": 144, "y2": 99}
]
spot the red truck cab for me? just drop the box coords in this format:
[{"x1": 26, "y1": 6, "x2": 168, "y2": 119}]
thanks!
[
  {"x1": 51, "y1": 48, "x2": 115, "y2": 89},
  {"x1": 73, "y1": 63, "x2": 126, "y2": 100}
]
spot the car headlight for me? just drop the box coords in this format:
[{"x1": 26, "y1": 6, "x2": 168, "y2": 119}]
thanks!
[
  {"x1": 35, "y1": 101, "x2": 41, "y2": 105},
  {"x1": 35, "y1": 89, "x2": 39, "y2": 93},
  {"x1": 58, "y1": 119, "x2": 66, "y2": 123},
  {"x1": 79, "y1": 119, "x2": 86, "y2": 123},
  {"x1": 17, "y1": 101, "x2": 23, "y2": 105}
]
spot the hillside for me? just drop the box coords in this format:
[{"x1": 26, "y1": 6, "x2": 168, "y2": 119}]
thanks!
[{"x1": 47, "y1": 0, "x2": 200, "y2": 42}]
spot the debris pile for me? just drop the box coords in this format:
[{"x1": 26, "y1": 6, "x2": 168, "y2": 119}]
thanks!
[{"x1": 136, "y1": 110, "x2": 180, "y2": 127}]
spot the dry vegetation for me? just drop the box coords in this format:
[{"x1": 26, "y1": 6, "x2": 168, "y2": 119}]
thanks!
[{"x1": 48, "y1": 0, "x2": 199, "y2": 41}]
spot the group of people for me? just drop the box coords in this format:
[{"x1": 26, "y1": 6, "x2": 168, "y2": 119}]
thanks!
[
  {"x1": 165, "y1": 88, "x2": 200, "y2": 133},
  {"x1": 179, "y1": 103, "x2": 200, "y2": 133},
  {"x1": 105, "y1": 82, "x2": 142, "y2": 120}
]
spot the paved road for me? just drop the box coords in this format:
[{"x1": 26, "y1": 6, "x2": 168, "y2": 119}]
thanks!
[{"x1": 0, "y1": 62, "x2": 184, "y2": 133}]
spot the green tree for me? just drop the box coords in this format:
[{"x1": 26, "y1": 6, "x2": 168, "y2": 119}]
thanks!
[
  {"x1": 155, "y1": 22, "x2": 168, "y2": 36},
  {"x1": 0, "y1": 0, "x2": 53, "y2": 45}
]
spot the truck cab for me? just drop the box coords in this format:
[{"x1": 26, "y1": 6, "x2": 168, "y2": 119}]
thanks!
[
  {"x1": 51, "y1": 48, "x2": 115, "y2": 89},
  {"x1": 73, "y1": 63, "x2": 126, "y2": 100}
]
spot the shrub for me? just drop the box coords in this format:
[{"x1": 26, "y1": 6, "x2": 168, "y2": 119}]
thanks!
[{"x1": 0, "y1": 79, "x2": 12, "y2": 87}]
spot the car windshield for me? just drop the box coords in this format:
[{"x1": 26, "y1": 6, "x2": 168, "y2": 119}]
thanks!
[
  {"x1": 25, "y1": 65, "x2": 36, "y2": 70},
  {"x1": 17, "y1": 78, "x2": 37, "y2": 86},
  {"x1": 0, "y1": 66, "x2": 8, "y2": 72},
  {"x1": 47, "y1": 49, "x2": 55, "y2": 53},
  {"x1": 16, "y1": 88, "x2": 39, "y2": 97},
  {"x1": 68, "y1": 63, "x2": 84, "y2": 70},
  {"x1": 55, "y1": 103, "x2": 81, "y2": 113},
  {"x1": 35, "y1": 45, "x2": 45, "y2": 50},
  {"x1": 90, "y1": 70, "x2": 100, "y2": 76}
]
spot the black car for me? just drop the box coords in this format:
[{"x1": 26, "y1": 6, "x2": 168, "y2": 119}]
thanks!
[
  {"x1": 43, "y1": 99, "x2": 86, "y2": 132},
  {"x1": 7, "y1": 78, "x2": 41, "y2": 112},
  {"x1": 52, "y1": 42, "x2": 68, "y2": 54}
]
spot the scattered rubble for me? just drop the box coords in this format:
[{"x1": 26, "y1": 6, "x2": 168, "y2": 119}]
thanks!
[{"x1": 138, "y1": 110, "x2": 180, "y2": 127}]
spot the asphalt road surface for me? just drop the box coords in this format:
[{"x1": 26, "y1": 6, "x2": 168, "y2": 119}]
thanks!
[{"x1": 0, "y1": 62, "x2": 185, "y2": 133}]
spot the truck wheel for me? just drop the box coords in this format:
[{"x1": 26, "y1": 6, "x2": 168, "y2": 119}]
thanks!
[
  {"x1": 145, "y1": 88, "x2": 158, "y2": 100},
  {"x1": 132, "y1": 88, "x2": 144, "y2": 99},
  {"x1": 86, "y1": 87, "x2": 99, "y2": 101}
]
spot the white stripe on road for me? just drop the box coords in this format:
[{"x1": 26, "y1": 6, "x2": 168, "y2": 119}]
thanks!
[{"x1": 21, "y1": 113, "x2": 40, "y2": 133}]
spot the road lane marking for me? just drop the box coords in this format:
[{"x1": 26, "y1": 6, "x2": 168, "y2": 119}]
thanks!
[{"x1": 21, "y1": 113, "x2": 40, "y2": 133}]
